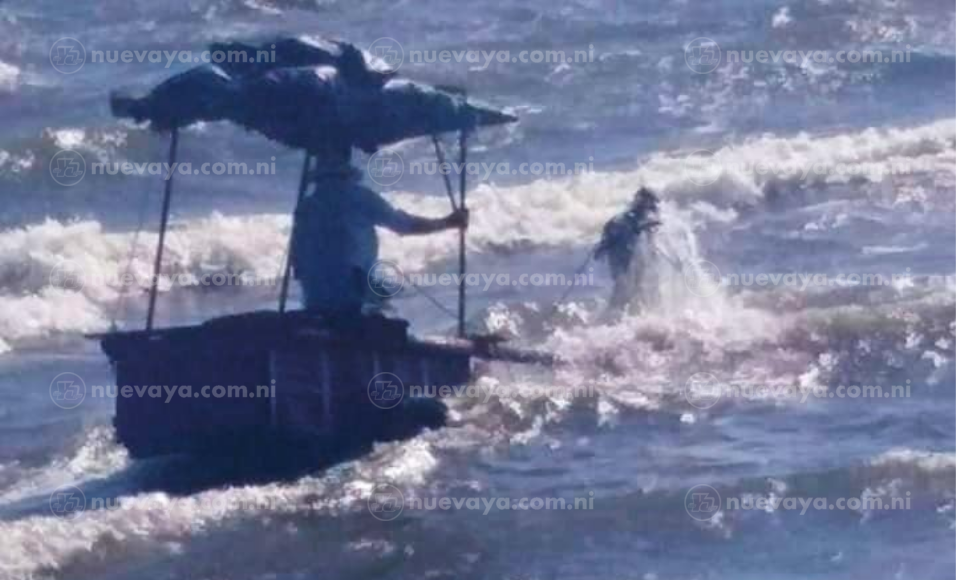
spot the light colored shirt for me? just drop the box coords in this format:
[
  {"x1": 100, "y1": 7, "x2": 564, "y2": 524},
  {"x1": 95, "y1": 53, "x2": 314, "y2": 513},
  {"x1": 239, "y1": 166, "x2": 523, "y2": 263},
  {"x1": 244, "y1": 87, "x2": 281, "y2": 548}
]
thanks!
[{"x1": 292, "y1": 173, "x2": 419, "y2": 311}]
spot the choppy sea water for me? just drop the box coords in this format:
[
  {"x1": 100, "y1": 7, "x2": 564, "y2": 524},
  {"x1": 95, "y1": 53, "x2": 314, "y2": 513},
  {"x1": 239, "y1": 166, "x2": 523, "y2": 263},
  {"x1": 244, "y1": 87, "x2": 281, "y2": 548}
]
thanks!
[{"x1": 0, "y1": 0, "x2": 954, "y2": 578}]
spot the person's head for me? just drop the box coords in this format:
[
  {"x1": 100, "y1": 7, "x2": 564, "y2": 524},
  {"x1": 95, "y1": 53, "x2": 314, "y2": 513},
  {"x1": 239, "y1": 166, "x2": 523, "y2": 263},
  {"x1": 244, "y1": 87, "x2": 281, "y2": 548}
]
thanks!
[
  {"x1": 634, "y1": 187, "x2": 659, "y2": 213},
  {"x1": 304, "y1": 141, "x2": 361, "y2": 188},
  {"x1": 309, "y1": 139, "x2": 352, "y2": 164}
]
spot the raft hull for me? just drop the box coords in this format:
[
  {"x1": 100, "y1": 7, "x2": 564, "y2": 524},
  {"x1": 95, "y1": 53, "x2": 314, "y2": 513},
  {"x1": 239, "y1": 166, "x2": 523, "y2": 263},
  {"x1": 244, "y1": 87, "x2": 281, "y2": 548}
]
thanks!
[{"x1": 99, "y1": 311, "x2": 470, "y2": 461}]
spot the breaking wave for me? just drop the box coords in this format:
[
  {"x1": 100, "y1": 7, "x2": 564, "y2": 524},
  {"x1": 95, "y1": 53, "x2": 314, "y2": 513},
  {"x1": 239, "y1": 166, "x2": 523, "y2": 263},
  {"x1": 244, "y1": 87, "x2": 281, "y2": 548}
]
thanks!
[
  {"x1": 0, "y1": 418, "x2": 950, "y2": 580},
  {"x1": 0, "y1": 118, "x2": 951, "y2": 352}
]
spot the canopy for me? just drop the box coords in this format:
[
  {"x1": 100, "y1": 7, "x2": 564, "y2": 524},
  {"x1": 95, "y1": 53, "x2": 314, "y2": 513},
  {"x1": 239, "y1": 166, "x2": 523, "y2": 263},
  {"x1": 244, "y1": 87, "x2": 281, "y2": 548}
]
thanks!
[
  {"x1": 109, "y1": 36, "x2": 516, "y2": 151},
  {"x1": 111, "y1": 65, "x2": 236, "y2": 132},
  {"x1": 208, "y1": 35, "x2": 394, "y2": 87},
  {"x1": 232, "y1": 66, "x2": 515, "y2": 152}
]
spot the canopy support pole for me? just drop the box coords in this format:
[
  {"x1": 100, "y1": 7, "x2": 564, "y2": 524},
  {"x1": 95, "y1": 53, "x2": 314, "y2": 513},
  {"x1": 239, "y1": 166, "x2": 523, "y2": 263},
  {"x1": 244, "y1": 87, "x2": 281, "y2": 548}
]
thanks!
[
  {"x1": 278, "y1": 152, "x2": 314, "y2": 314},
  {"x1": 431, "y1": 136, "x2": 458, "y2": 211},
  {"x1": 457, "y1": 129, "x2": 468, "y2": 338},
  {"x1": 146, "y1": 128, "x2": 179, "y2": 331}
]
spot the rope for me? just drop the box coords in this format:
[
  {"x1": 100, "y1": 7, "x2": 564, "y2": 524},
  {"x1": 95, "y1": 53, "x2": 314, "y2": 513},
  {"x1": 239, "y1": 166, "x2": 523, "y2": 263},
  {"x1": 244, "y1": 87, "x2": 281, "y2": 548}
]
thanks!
[
  {"x1": 278, "y1": 153, "x2": 314, "y2": 313},
  {"x1": 535, "y1": 249, "x2": 596, "y2": 327},
  {"x1": 536, "y1": 240, "x2": 681, "y2": 328},
  {"x1": 109, "y1": 180, "x2": 155, "y2": 330},
  {"x1": 652, "y1": 243, "x2": 683, "y2": 272},
  {"x1": 431, "y1": 135, "x2": 458, "y2": 211},
  {"x1": 274, "y1": 231, "x2": 292, "y2": 289},
  {"x1": 424, "y1": 133, "x2": 469, "y2": 331},
  {"x1": 403, "y1": 281, "x2": 460, "y2": 323}
]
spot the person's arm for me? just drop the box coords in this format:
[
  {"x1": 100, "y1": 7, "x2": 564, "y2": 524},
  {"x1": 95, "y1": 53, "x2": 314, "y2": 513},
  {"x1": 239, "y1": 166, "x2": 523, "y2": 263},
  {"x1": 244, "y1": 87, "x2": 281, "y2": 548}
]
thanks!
[
  {"x1": 366, "y1": 189, "x2": 468, "y2": 235},
  {"x1": 386, "y1": 207, "x2": 468, "y2": 235}
]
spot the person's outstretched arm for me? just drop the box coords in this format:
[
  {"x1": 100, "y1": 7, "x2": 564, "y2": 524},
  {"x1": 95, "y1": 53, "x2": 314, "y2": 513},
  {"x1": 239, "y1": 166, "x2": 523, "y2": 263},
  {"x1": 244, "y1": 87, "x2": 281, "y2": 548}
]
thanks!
[
  {"x1": 365, "y1": 189, "x2": 469, "y2": 235},
  {"x1": 388, "y1": 207, "x2": 469, "y2": 235}
]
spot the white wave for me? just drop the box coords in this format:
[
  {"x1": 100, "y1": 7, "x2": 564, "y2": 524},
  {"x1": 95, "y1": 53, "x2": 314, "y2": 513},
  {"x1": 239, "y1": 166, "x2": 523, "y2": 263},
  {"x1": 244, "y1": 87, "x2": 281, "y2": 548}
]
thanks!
[
  {"x1": 0, "y1": 148, "x2": 35, "y2": 178},
  {"x1": 771, "y1": 6, "x2": 792, "y2": 28},
  {"x1": 0, "y1": 481, "x2": 320, "y2": 579},
  {"x1": 540, "y1": 274, "x2": 954, "y2": 414},
  {"x1": 862, "y1": 243, "x2": 929, "y2": 255},
  {"x1": 0, "y1": 428, "x2": 437, "y2": 580},
  {"x1": 0, "y1": 60, "x2": 19, "y2": 93},
  {"x1": 635, "y1": 118, "x2": 954, "y2": 216},
  {"x1": 392, "y1": 118, "x2": 955, "y2": 261},
  {"x1": 859, "y1": 449, "x2": 957, "y2": 517},
  {"x1": 0, "y1": 119, "x2": 950, "y2": 350},
  {"x1": 0, "y1": 427, "x2": 128, "y2": 505},
  {"x1": 0, "y1": 214, "x2": 290, "y2": 347},
  {"x1": 870, "y1": 448, "x2": 956, "y2": 476}
]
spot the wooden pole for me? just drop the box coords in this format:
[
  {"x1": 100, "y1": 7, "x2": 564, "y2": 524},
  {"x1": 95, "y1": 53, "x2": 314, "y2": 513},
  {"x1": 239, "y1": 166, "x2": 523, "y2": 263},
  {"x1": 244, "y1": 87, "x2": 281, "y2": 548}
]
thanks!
[
  {"x1": 146, "y1": 128, "x2": 179, "y2": 331},
  {"x1": 457, "y1": 129, "x2": 468, "y2": 338}
]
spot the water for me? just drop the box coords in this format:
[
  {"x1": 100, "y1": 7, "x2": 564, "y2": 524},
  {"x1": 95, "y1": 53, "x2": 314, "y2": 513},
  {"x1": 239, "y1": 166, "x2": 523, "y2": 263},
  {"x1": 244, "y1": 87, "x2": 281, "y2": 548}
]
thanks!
[{"x1": 0, "y1": 0, "x2": 954, "y2": 578}]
